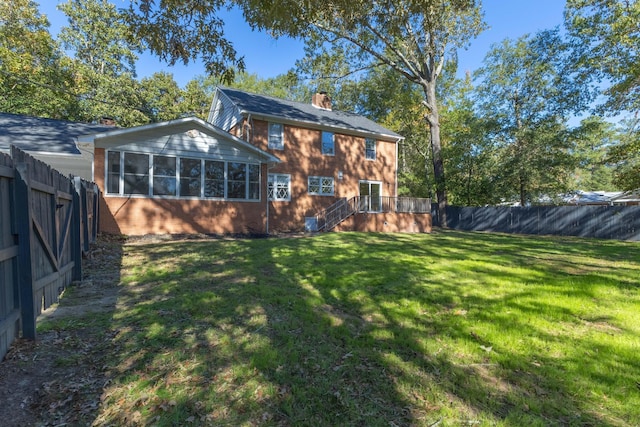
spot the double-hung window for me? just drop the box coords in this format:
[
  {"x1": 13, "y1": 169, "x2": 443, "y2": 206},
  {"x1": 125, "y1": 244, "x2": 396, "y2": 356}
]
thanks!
[
  {"x1": 153, "y1": 156, "x2": 177, "y2": 196},
  {"x1": 268, "y1": 174, "x2": 291, "y2": 201},
  {"x1": 107, "y1": 151, "x2": 121, "y2": 194},
  {"x1": 365, "y1": 138, "x2": 376, "y2": 160},
  {"x1": 204, "y1": 160, "x2": 225, "y2": 198},
  {"x1": 321, "y1": 131, "x2": 334, "y2": 155},
  {"x1": 308, "y1": 176, "x2": 334, "y2": 196},
  {"x1": 123, "y1": 152, "x2": 150, "y2": 195},
  {"x1": 227, "y1": 162, "x2": 247, "y2": 199},
  {"x1": 268, "y1": 123, "x2": 284, "y2": 150},
  {"x1": 180, "y1": 158, "x2": 202, "y2": 197}
]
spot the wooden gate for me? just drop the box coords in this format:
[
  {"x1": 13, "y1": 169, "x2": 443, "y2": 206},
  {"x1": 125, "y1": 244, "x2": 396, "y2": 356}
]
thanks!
[
  {"x1": 0, "y1": 147, "x2": 99, "y2": 359},
  {"x1": 12, "y1": 147, "x2": 81, "y2": 340},
  {"x1": 0, "y1": 152, "x2": 19, "y2": 359}
]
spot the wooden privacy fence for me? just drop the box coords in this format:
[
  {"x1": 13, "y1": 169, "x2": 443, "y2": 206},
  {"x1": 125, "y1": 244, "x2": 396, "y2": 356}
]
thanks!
[
  {"x1": 0, "y1": 146, "x2": 99, "y2": 361},
  {"x1": 432, "y1": 204, "x2": 640, "y2": 241}
]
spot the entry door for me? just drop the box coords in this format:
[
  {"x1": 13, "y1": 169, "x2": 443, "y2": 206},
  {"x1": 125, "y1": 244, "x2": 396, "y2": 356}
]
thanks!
[{"x1": 359, "y1": 181, "x2": 382, "y2": 212}]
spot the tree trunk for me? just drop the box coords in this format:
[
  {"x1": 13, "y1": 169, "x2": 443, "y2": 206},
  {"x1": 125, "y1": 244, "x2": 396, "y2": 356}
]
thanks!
[
  {"x1": 424, "y1": 82, "x2": 448, "y2": 228},
  {"x1": 430, "y1": 120, "x2": 448, "y2": 227}
]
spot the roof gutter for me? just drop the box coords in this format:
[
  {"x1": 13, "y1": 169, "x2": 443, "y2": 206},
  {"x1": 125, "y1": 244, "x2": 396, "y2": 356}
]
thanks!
[{"x1": 237, "y1": 109, "x2": 402, "y2": 143}]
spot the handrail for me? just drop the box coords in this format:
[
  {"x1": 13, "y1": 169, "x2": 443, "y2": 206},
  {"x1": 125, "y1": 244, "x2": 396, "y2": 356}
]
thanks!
[{"x1": 312, "y1": 196, "x2": 431, "y2": 231}]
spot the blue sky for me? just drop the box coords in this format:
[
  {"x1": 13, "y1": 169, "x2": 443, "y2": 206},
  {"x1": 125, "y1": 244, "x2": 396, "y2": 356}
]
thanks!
[{"x1": 39, "y1": 0, "x2": 567, "y2": 87}]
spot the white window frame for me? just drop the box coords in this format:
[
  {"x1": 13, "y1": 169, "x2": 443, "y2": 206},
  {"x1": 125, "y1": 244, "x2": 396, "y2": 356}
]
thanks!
[
  {"x1": 308, "y1": 175, "x2": 334, "y2": 196},
  {"x1": 365, "y1": 138, "x2": 377, "y2": 161},
  {"x1": 321, "y1": 131, "x2": 335, "y2": 156},
  {"x1": 268, "y1": 122, "x2": 284, "y2": 150},
  {"x1": 268, "y1": 173, "x2": 291, "y2": 201},
  {"x1": 105, "y1": 149, "x2": 261, "y2": 201},
  {"x1": 359, "y1": 180, "x2": 383, "y2": 212}
]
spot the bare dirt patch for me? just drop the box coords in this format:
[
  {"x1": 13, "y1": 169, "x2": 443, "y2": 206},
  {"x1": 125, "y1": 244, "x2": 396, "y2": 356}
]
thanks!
[{"x1": 0, "y1": 236, "x2": 123, "y2": 427}]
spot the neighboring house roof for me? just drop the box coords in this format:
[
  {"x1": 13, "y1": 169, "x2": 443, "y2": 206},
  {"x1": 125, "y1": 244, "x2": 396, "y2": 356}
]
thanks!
[
  {"x1": 0, "y1": 112, "x2": 113, "y2": 156},
  {"x1": 84, "y1": 116, "x2": 281, "y2": 164},
  {"x1": 611, "y1": 189, "x2": 640, "y2": 204},
  {"x1": 564, "y1": 190, "x2": 639, "y2": 205},
  {"x1": 209, "y1": 87, "x2": 403, "y2": 141}
]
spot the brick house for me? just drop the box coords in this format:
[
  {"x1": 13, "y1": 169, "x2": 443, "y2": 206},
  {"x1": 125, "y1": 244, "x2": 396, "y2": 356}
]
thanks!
[{"x1": 90, "y1": 87, "x2": 431, "y2": 235}]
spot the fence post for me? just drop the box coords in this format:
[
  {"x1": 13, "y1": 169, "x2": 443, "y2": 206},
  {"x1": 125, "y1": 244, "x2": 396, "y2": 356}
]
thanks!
[
  {"x1": 72, "y1": 176, "x2": 82, "y2": 281},
  {"x1": 14, "y1": 163, "x2": 36, "y2": 340},
  {"x1": 94, "y1": 183, "x2": 100, "y2": 238}
]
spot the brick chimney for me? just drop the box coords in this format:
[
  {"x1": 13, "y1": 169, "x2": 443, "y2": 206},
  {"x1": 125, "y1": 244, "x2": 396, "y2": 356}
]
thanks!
[
  {"x1": 99, "y1": 117, "x2": 117, "y2": 126},
  {"x1": 312, "y1": 91, "x2": 332, "y2": 111}
]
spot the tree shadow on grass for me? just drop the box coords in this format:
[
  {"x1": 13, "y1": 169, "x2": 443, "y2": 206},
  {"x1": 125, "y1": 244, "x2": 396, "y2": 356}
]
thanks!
[{"x1": 95, "y1": 232, "x2": 640, "y2": 426}]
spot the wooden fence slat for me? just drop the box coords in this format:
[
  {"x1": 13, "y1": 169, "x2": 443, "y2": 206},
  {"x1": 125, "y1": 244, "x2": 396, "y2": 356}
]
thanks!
[
  {"x1": 30, "y1": 180, "x2": 55, "y2": 196},
  {"x1": 32, "y1": 217, "x2": 59, "y2": 273},
  {"x1": 33, "y1": 262, "x2": 75, "y2": 293},
  {"x1": 0, "y1": 164, "x2": 13, "y2": 178},
  {"x1": 0, "y1": 245, "x2": 18, "y2": 263},
  {"x1": 72, "y1": 177, "x2": 82, "y2": 281},
  {"x1": 14, "y1": 162, "x2": 37, "y2": 340},
  {"x1": 1, "y1": 147, "x2": 100, "y2": 350}
]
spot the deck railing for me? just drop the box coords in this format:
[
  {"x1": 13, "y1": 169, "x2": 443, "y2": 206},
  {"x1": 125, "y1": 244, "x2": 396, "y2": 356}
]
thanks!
[{"x1": 313, "y1": 196, "x2": 431, "y2": 231}]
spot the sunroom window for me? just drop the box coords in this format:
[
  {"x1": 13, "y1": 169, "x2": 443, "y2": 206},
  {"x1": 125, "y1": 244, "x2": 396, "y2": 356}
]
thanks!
[
  {"x1": 106, "y1": 150, "x2": 260, "y2": 201},
  {"x1": 153, "y1": 155, "x2": 177, "y2": 196},
  {"x1": 204, "y1": 160, "x2": 225, "y2": 198},
  {"x1": 180, "y1": 158, "x2": 202, "y2": 197},
  {"x1": 123, "y1": 152, "x2": 149, "y2": 195}
]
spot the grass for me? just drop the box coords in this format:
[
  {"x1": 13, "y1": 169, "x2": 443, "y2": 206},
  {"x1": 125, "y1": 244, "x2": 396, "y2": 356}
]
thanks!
[{"x1": 93, "y1": 231, "x2": 639, "y2": 426}]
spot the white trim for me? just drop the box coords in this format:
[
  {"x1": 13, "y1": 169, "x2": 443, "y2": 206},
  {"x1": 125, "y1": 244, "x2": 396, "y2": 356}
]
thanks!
[
  {"x1": 321, "y1": 131, "x2": 335, "y2": 156},
  {"x1": 87, "y1": 116, "x2": 281, "y2": 164},
  {"x1": 308, "y1": 175, "x2": 335, "y2": 196},
  {"x1": 268, "y1": 173, "x2": 291, "y2": 201},
  {"x1": 105, "y1": 148, "x2": 262, "y2": 202}
]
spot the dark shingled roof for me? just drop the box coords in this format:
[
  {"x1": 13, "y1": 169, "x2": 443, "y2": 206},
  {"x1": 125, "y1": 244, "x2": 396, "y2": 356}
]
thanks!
[
  {"x1": 0, "y1": 112, "x2": 114, "y2": 155},
  {"x1": 219, "y1": 87, "x2": 402, "y2": 140}
]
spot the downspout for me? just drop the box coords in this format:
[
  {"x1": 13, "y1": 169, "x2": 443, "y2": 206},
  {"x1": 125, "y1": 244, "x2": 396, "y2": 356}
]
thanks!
[
  {"x1": 395, "y1": 137, "x2": 402, "y2": 199},
  {"x1": 246, "y1": 113, "x2": 253, "y2": 142},
  {"x1": 266, "y1": 161, "x2": 275, "y2": 235}
]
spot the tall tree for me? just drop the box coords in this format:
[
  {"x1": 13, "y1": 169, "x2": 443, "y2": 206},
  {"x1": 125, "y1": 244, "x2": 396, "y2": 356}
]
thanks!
[
  {"x1": 565, "y1": 0, "x2": 640, "y2": 113},
  {"x1": 58, "y1": 0, "x2": 147, "y2": 125},
  {"x1": 236, "y1": 0, "x2": 486, "y2": 226},
  {"x1": 565, "y1": 0, "x2": 640, "y2": 191},
  {"x1": 139, "y1": 72, "x2": 184, "y2": 122},
  {"x1": 440, "y1": 73, "x2": 499, "y2": 206},
  {"x1": 475, "y1": 30, "x2": 581, "y2": 205},
  {"x1": 607, "y1": 119, "x2": 640, "y2": 191},
  {"x1": 571, "y1": 116, "x2": 619, "y2": 191},
  {"x1": 0, "y1": 0, "x2": 78, "y2": 118}
]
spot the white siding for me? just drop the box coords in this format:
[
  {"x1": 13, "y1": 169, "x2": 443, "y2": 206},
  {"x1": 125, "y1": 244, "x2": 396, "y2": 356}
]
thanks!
[
  {"x1": 209, "y1": 91, "x2": 242, "y2": 131},
  {"x1": 108, "y1": 131, "x2": 264, "y2": 164}
]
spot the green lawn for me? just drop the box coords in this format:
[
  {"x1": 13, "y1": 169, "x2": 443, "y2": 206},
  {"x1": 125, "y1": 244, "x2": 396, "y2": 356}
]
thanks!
[{"x1": 91, "y1": 231, "x2": 639, "y2": 426}]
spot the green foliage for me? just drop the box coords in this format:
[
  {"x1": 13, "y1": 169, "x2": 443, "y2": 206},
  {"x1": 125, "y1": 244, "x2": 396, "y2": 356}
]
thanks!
[
  {"x1": 475, "y1": 31, "x2": 581, "y2": 205},
  {"x1": 607, "y1": 121, "x2": 640, "y2": 191},
  {"x1": 0, "y1": 0, "x2": 79, "y2": 118},
  {"x1": 565, "y1": 0, "x2": 640, "y2": 114},
  {"x1": 57, "y1": 0, "x2": 149, "y2": 125},
  {"x1": 58, "y1": 0, "x2": 140, "y2": 76},
  {"x1": 139, "y1": 72, "x2": 185, "y2": 122},
  {"x1": 570, "y1": 116, "x2": 620, "y2": 191},
  {"x1": 123, "y1": 0, "x2": 243, "y2": 81}
]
